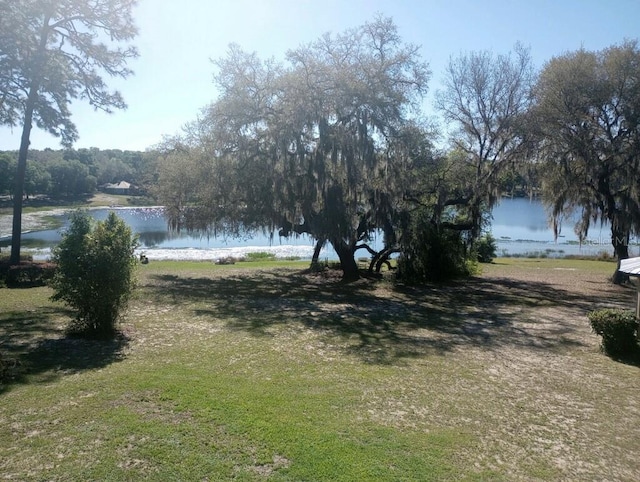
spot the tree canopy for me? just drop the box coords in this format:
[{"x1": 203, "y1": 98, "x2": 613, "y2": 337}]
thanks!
[
  {"x1": 0, "y1": 0, "x2": 138, "y2": 144},
  {"x1": 435, "y1": 43, "x2": 536, "y2": 237},
  {"x1": 158, "y1": 17, "x2": 431, "y2": 280},
  {"x1": 0, "y1": 0, "x2": 138, "y2": 264},
  {"x1": 534, "y1": 40, "x2": 640, "y2": 282}
]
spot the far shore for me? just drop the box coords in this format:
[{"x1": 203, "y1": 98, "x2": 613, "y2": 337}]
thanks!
[{"x1": 0, "y1": 193, "x2": 154, "y2": 239}]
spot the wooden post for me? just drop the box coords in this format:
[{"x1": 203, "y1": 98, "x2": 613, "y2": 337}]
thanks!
[
  {"x1": 636, "y1": 287, "x2": 640, "y2": 341},
  {"x1": 636, "y1": 283, "x2": 640, "y2": 342},
  {"x1": 629, "y1": 277, "x2": 640, "y2": 341}
]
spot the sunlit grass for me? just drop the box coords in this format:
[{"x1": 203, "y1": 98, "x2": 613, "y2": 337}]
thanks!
[
  {"x1": 488, "y1": 256, "x2": 617, "y2": 274},
  {"x1": 0, "y1": 277, "x2": 471, "y2": 480}
]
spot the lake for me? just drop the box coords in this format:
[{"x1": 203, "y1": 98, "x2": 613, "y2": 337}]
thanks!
[
  {"x1": 2, "y1": 207, "x2": 323, "y2": 261},
  {"x1": 1, "y1": 198, "x2": 635, "y2": 261},
  {"x1": 490, "y1": 197, "x2": 621, "y2": 257}
]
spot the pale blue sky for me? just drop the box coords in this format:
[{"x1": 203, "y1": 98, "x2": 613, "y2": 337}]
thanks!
[{"x1": 1, "y1": 0, "x2": 639, "y2": 151}]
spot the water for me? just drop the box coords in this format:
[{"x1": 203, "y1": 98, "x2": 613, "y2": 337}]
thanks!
[
  {"x1": 490, "y1": 197, "x2": 633, "y2": 257},
  {"x1": 1, "y1": 199, "x2": 635, "y2": 261},
  {"x1": 0, "y1": 207, "x2": 329, "y2": 261}
]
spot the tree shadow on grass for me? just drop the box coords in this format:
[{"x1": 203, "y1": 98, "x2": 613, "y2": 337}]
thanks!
[
  {"x1": 145, "y1": 269, "x2": 623, "y2": 365},
  {"x1": 0, "y1": 307, "x2": 129, "y2": 393}
]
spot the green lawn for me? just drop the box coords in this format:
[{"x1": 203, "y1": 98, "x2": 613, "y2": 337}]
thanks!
[{"x1": 1, "y1": 259, "x2": 639, "y2": 480}]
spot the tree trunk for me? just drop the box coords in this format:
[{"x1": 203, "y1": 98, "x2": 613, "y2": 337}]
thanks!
[
  {"x1": 372, "y1": 247, "x2": 400, "y2": 273},
  {"x1": 331, "y1": 238, "x2": 359, "y2": 282},
  {"x1": 9, "y1": 16, "x2": 49, "y2": 266},
  {"x1": 310, "y1": 238, "x2": 325, "y2": 269},
  {"x1": 10, "y1": 87, "x2": 38, "y2": 266},
  {"x1": 611, "y1": 226, "x2": 630, "y2": 285}
]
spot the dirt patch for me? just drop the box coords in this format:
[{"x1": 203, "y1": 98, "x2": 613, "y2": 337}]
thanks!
[{"x1": 351, "y1": 263, "x2": 639, "y2": 480}]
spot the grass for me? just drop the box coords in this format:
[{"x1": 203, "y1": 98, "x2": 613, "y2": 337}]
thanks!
[
  {"x1": 83, "y1": 192, "x2": 146, "y2": 207},
  {"x1": 1, "y1": 258, "x2": 639, "y2": 480},
  {"x1": 489, "y1": 255, "x2": 618, "y2": 272},
  {"x1": 0, "y1": 192, "x2": 144, "y2": 214}
]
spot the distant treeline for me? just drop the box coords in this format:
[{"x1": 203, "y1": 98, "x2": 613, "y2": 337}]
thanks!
[
  {"x1": 1, "y1": 147, "x2": 541, "y2": 201},
  {"x1": 0, "y1": 148, "x2": 161, "y2": 198}
]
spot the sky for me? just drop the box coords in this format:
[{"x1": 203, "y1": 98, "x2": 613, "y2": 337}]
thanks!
[{"x1": 1, "y1": 0, "x2": 639, "y2": 152}]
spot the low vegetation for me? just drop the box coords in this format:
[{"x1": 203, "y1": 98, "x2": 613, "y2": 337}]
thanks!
[
  {"x1": 1, "y1": 258, "x2": 639, "y2": 480},
  {"x1": 475, "y1": 233, "x2": 498, "y2": 263},
  {"x1": 49, "y1": 211, "x2": 138, "y2": 339},
  {"x1": 243, "y1": 251, "x2": 277, "y2": 262},
  {"x1": 588, "y1": 308, "x2": 639, "y2": 359}
]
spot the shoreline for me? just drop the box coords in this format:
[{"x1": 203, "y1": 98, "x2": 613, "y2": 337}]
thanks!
[
  {"x1": 0, "y1": 192, "x2": 154, "y2": 238},
  {"x1": 0, "y1": 208, "x2": 70, "y2": 239},
  {"x1": 1, "y1": 204, "x2": 637, "y2": 261},
  {"x1": 0, "y1": 204, "x2": 166, "y2": 239}
]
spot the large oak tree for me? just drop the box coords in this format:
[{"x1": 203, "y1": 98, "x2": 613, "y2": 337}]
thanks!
[
  {"x1": 0, "y1": 0, "x2": 138, "y2": 264},
  {"x1": 534, "y1": 40, "x2": 640, "y2": 283},
  {"x1": 159, "y1": 17, "x2": 430, "y2": 280}
]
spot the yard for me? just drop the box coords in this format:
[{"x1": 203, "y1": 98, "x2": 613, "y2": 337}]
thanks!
[{"x1": 1, "y1": 258, "x2": 639, "y2": 480}]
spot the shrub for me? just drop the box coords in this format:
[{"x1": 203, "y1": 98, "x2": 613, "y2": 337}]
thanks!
[
  {"x1": 475, "y1": 233, "x2": 497, "y2": 263},
  {"x1": 397, "y1": 217, "x2": 475, "y2": 283},
  {"x1": 50, "y1": 211, "x2": 138, "y2": 338},
  {"x1": 243, "y1": 251, "x2": 276, "y2": 262},
  {"x1": 0, "y1": 253, "x2": 32, "y2": 286},
  {"x1": 588, "y1": 308, "x2": 638, "y2": 357},
  {"x1": 5, "y1": 262, "x2": 57, "y2": 287}
]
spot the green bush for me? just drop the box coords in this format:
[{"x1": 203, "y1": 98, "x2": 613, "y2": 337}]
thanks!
[
  {"x1": 588, "y1": 309, "x2": 638, "y2": 357},
  {"x1": 475, "y1": 233, "x2": 497, "y2": 263},
  {"x1": 0, "y1": 253, "x2": 33, "y2": 286},
  {"x1": 398, "y1": 225, "x2": 476, "y2": 283},
  {"x1": 5, "y1": 262, "x2": 57, "y2": 287},
  {"x1": 50, "y1": 211, "x2": 138, "y2": 338},
  {"x1": 243, "y1": 251, "x2": 276, "y2": 261}
]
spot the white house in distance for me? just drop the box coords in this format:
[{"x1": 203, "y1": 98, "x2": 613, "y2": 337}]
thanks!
[{"x1": 102, "y1": 181, "x2": 133, "y2": 195}]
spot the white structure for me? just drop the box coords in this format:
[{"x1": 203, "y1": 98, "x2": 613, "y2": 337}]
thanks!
[
  {"x1": 620, "y1": 257, "x2": 640, "y2": 276},
  {"x1": 103, "y1": 181, "x2": 132, "y2": 195},
  {"x1": 620, "y1": 257, "x2": 640, "y2": 319}
]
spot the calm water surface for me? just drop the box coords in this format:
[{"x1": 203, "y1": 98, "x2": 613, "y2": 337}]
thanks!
[
  {"x1": 491, "y1": 197, "x2": 627, "y2": 256},
  {"x1": 1, "y1": 199, "x2": 634, "y2": 260},
  {"x1": 2, "y1": 207, "x2": 322, "y2": 261}
]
